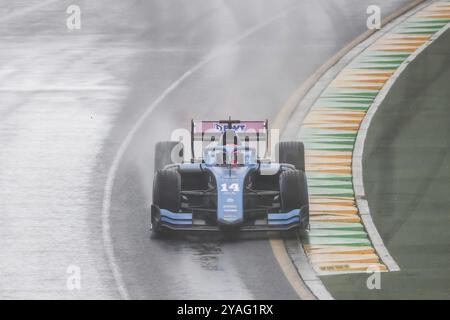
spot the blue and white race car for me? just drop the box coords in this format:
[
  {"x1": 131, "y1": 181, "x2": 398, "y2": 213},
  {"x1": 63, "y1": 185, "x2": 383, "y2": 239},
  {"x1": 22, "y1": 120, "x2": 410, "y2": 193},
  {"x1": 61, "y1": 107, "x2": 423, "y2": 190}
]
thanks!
[{"x1": 150, "y1": 119, "x2": 309, "y2": 235}]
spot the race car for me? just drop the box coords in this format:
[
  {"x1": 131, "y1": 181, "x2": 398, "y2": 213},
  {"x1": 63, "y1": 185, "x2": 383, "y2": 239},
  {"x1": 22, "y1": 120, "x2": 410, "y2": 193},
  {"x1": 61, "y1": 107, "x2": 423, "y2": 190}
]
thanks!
[{"x1": 150, "y1": 119, "x2": 309, "y2": 235}]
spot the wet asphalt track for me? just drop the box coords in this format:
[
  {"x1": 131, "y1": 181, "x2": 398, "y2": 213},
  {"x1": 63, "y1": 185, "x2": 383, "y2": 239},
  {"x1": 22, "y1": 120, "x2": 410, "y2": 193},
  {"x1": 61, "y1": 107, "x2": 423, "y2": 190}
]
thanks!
[
  {"x1": 323, "y1": 28, "x2": 450, "y2": 300},
  {"x1": 105, "y1": 0, "x2": 414, "y2": 299},
  {"x1": 0, "y1": 0, "x2": 414, "y2": 299}
]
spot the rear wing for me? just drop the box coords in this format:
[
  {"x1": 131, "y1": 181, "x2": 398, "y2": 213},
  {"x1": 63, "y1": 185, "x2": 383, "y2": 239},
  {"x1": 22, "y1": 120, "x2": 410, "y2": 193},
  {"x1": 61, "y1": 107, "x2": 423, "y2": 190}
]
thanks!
[{"x1": 191, "y1": 119, "x2": 268, "y2": 161}]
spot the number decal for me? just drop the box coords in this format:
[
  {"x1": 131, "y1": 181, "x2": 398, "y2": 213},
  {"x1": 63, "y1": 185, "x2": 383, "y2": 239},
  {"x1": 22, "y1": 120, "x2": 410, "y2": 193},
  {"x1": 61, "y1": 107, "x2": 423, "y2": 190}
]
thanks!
[{"x1": 220, "y1": 183, "x2": 240, "y2": 192}]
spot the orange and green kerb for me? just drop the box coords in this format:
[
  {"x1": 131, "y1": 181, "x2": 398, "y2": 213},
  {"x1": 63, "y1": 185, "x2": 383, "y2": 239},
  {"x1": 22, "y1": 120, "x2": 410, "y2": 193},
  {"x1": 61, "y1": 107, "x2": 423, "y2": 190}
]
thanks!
[{"x1": 298, "y1": 1, "x2": 450, "y2": 276}]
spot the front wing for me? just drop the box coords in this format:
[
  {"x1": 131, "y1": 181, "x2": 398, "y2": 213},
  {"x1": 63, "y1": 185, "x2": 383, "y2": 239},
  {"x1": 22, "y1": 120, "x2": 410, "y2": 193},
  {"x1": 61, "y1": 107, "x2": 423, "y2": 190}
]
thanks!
[{"x1": 151, "y1": 205, "x2": 306, "y2": 232}]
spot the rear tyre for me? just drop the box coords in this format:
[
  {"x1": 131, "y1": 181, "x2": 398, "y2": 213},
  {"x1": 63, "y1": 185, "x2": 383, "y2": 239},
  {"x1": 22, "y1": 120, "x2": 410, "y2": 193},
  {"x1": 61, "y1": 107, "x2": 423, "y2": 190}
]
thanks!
[
  {"x1": 280, "y1": 170, "x2": 309, "y2": 230},
  {"x1": 277, "y1": 141, "x2": 305, "y2": 172},
  {"x1": 154, "y1": 141, "x2": 184, "y2": 172}
]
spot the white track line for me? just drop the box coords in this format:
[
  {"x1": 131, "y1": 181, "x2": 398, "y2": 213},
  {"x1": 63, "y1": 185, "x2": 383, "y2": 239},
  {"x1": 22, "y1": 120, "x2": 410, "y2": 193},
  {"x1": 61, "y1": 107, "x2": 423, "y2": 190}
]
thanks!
[
  {"x1": 100, "y1": 4, "x2": 304, "y2": 300},
  {"x1": 282, "y1": 0, "x2": 429, "y2": 299},
  {"x1": 284, "y1": 234, "x2": 334, "y2": 300},
  {"x1": 353, "y1": 0, "x2": 450, "y2": 272}
]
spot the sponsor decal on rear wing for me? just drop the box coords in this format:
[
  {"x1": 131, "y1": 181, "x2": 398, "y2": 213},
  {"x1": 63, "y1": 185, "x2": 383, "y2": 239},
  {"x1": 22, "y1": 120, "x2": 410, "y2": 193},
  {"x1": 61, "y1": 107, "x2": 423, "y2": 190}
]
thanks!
[
  {"x1": 193, "y1": 120, "x2": 267, "y2": 133},
  {"x1": 191, "y1": 119, "x2": 269, "y2": 161}
]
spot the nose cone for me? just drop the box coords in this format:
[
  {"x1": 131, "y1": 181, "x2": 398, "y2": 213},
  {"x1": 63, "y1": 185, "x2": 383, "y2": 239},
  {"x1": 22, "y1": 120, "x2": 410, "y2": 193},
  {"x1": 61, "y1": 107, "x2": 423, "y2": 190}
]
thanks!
[{"x1": 218, "y1": 215, "x2": 243, "y2": 226}]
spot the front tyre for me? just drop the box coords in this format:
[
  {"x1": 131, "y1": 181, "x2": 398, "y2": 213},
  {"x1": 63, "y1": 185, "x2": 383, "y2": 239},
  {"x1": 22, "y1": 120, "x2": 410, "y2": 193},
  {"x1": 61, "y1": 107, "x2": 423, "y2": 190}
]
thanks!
[
  {"x1": 153, "y1": 169, "x2": 181, "y2": 211},
  {"x1": 151, "y1": 170, "x2": 181, "y2": 237},
  {"x1": 280, "y1": 170, "x2": 309, "y2": 230},
  {"x1": 150, "y1": 205, "x2": 164, "y2": 238}
]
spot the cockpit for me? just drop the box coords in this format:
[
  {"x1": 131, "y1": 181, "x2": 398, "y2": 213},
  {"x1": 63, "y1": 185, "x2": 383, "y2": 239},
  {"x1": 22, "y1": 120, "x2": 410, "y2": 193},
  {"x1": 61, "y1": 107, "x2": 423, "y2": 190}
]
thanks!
[
  {"x1": 191, "y1": 119, "x2": 269, "y2": 164},
  {"x1": 204, "y1": 145, "x2": 257, "y2": 166}
]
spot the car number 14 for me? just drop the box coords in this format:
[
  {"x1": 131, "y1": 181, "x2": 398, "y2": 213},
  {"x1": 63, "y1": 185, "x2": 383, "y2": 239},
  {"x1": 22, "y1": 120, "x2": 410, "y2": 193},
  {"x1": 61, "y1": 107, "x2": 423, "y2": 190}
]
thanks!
[{"x1": 220, "y1": 183, "x2": 240, "y2": 192}]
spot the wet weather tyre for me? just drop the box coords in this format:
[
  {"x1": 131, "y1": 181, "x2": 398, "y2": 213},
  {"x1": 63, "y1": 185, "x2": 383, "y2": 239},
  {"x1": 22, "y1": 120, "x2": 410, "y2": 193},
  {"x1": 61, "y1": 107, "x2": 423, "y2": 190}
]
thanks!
[
  {"x1": 277, "y1": 141, "x2": 305, "y2": 172},
  {"x1": 150, "y1": 207, "x2": 164, "y2": 238},
  {"x1": 154, "y1": 141, "x2": 183, "y2": 172},
  {"x1": 153, "y1": 170, "x2": 181, "y2": 212},
  {"x1": 280, "y1": 170, "x2": 309, "y2": 230}
]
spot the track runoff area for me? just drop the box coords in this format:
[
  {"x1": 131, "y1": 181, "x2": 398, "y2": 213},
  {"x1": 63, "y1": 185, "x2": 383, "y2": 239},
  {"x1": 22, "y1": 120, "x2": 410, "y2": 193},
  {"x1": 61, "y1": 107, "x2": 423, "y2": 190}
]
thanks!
[
  {"x1": 294, "y1": 0, "x2": 449, "y2": 280},
  {"x1": 155, "y1": 0, "x2": 450, "y2": 312},
  {"x1": 154, "y1": 1, "x2": 450, "y2": 311},
  {"x1": 323, "y1": 6, "x2": 450, "y2": 299}
]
